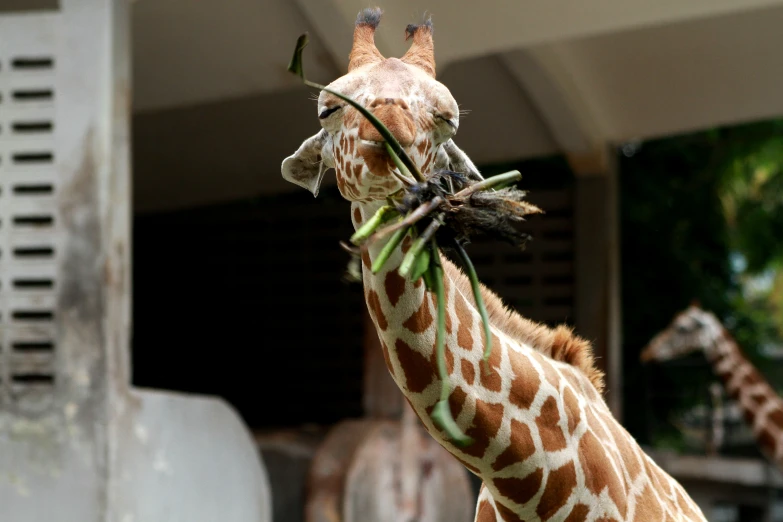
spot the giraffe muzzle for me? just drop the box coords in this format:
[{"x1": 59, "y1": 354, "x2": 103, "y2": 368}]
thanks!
[{"x1": 359, "y1": 100, "x2": 416, "y2": 148}]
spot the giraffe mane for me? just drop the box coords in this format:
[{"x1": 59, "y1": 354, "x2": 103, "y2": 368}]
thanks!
[{"x1": 443, "y1": 259, "x2": 606, "y2": 394}]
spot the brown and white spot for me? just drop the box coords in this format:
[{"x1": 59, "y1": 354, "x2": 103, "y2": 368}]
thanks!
[
  {"x1": 493, "y1": 467, "x2": 543, "y2": 507},
  {"x1": 491, "y1": 419, "x2": 535, "y2": 471},
  {"x1": 535, "y1": 397, "x2": 567, "y2": 452},
  {"x1": 394, "y1": 339, "x2": 434, "y2": 393},
  {"x1": 536, "y1": 461, "x2": 577, "y2": 519}
]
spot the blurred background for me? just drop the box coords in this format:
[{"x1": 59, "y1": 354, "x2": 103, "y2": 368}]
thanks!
[{"x1": 2, "y1": 0, "x2": 783, "y2": 521}]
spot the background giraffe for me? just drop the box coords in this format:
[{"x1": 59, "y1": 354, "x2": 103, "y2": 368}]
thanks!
[
  {"x1": 641, "y1": 304, "x2": 783, "y2": 472},
  {"x1": 282, "y1": 8, "x2": 706, "y2": 520}
]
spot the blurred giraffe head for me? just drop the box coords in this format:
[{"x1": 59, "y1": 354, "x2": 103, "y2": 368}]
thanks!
[
  {"x1": 640, "y1": 303, "x2": 725, "y2": 363},
  {"x1": 282, "y1": 7, "x2": 481, "y2": 202}
]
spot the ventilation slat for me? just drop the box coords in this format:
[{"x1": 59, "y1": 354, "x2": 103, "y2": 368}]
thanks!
[
  {"x1": 11, "y1": 121, "x2": 54, "y2": 134},
  {"x1": 0, "y1": 46, "x2": 59, "y2": 410},
  {"x1": 11, "y1": 245, "x2": 55, "y2": 259},
  {"x1": 11, "y1": 89, "x2": 54, "y2": 102},
  {"x1": 11, "y1": 57, "x2": 54, "y2": 70},
  {"x1": 13, "y1": 184, "x2": 54, "y2": 195}
]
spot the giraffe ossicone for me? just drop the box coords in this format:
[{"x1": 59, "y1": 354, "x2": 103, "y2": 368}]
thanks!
[
  {"x1": 642, "y1": 304, "x2": 783, "y2": 473},
  {"x1": 282, "y1": 7, "x2": 706, "y2": 521}
]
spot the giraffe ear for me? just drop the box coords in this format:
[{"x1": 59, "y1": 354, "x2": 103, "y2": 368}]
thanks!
[
  {"x1": 443, "y1": 140, "x2": 484, "y2": 182},
  {"x1": 281, "y1": 129, "x2": 330, "y2": 197}
]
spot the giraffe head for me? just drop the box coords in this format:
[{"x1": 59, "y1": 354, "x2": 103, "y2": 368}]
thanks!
[
  {"x1": 640, "y1": 303, "x2": 725, "y2": 363},
  {"x1": 282, "y1": 7, "x2": 476, "y2": 202}
]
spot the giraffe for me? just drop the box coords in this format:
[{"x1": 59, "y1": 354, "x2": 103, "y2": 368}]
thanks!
[
  {"x1": 281, "y1": 8, "x2": 706, "y2": 521},
  {"x1": 641, "y1": 303, "x2": 783, "y2": 471}
]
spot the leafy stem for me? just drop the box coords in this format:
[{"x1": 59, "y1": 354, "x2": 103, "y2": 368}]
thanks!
[
  {"x1": 431, "y1": 242, "x2": 474, "y2": 446},
  {"x1": 453, "y1": 241, "x2": 493, "y2": 374}
]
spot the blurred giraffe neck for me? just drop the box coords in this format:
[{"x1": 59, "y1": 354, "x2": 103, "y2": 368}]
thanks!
[{"x1": 710, "y1": 333, "x2": 783, "y2": 468}]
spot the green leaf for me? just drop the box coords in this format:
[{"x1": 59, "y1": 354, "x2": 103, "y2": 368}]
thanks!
[
  {"x1": 371, "y1": 225, "x2": 410, "y2": 274},
  {"x1": 399, "y1": 237, "x2": 425, "y2": 278},
  {"x1": 431, "y1": 243, "x2": 473, "y2": 445},
  {"x1": 399, "y1": 215, "x2": 444, "y2": 278},
  {"x1": 350, "y1": 205, "x2": 397, "y2": 245},
  {"x1": 410, "y1": 246, "x2": 431, "y2": 282},
  {"x1": 453, "y1": 242, "x2": 493, "y2": 366},
  {"x1": 287, "y1": 33, "x2": 309, "y2": 80},
  {"x1": 422, "y1": 264, "x2": 435, "y2": 290},
  {"x1": 431, "y1": 400, "x2": 474, "y2": 447}
]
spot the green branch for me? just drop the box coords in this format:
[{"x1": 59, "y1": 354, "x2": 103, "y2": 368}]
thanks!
[
  {"x1": 430, "y1": 242, "x2": 474, "y2": 446},
  {"x1": 454, "y1": 241, "x2": 493, "y2": 373},
  {"x1": 350, "y1": 205, "x2": 397, "y2": 245},
  {"x1": 454, "y1": 170, "x2": 522, "y2": 199},
  {"x1": 371, "y1": 225, "x2": 410, "y2": 274},
  {"x1": 399, "y1": 214, "x2": 444, "y2": 278}
]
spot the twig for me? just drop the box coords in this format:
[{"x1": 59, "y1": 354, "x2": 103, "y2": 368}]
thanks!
[
  {"x1": 365, "y1": 197, "x2": 443, "y2": 245},
  {"x1": 389, "y1": 166, "x2": 416, "y2": 187},
  {"x1": 399, "y1": 214, "x2": 444, "y2": 277},
  {"x1": 385, "y1": 142, "x2": 424, "y2": 183},
  {"x1": 339, "y1": 240, "x2": 360, "y2": 255},
  {"x1": 453, "y1": 170, "x2": 522, "y2": 199}
]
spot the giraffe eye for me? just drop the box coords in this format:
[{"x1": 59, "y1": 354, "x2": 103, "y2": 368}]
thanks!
[
  {"x1": 436, "y1": 114, "x2": 456, "y2": 129},
  {"x1": 319, "y1": 106, "x2": 343, "y2": 119}
]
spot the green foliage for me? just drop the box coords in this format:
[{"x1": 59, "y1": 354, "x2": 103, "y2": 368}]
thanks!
[
  {"x1": 715, "y1": 122, "x2": 783, "y2": 274},
  {"x1": 620, "y1": 119, "x2": 783, "y2": 448}
]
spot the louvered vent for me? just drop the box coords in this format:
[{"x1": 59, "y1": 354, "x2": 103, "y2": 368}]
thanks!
[
  {"x1": 465, "y1": 189, "x2": 574, "y2": 326},
  {"x1": 0, "y1": 51, "x2": 58, "y2": 412}
]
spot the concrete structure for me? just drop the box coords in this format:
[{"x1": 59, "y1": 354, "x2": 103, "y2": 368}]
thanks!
[{"x1": 0, "y1": 1, "x2": 272, "y2": 520}]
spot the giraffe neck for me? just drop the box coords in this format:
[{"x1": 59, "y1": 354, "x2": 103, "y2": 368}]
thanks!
[
  {"x1": 709, "y1": 333, "x2": 783, "y2": 467},
  {"x1": 351, "y1": 202, "x2": 705, "y2": 520}
]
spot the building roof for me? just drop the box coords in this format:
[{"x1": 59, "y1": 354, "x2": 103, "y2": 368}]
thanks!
[{"x1": 131, "y1": 0, "x2": 783, "y2": 212}]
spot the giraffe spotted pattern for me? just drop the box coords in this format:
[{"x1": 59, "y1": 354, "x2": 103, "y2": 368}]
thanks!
[
  {"x1": 643, "y1": 305, "x2": 783, "y2": 474},
  {"x1": 282, "y1": 7, "x2": 706, "y2": 520},
  {"x1": 355, "y1": 219, "x2": 705, "y2": 520}
]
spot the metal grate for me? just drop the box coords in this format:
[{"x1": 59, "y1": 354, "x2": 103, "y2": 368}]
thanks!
[
  {"x1": 0, "y1": 50, "x2": 59, "y2": 412},
  {"x1": 465, "y1": 189, "x2": 574, "y2": 326}
]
